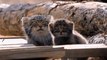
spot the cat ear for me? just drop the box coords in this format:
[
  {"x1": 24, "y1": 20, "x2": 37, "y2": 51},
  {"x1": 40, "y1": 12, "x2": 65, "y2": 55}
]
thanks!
[{"x1": 21, "y1": 17, "x2": 29, "y2": 25}]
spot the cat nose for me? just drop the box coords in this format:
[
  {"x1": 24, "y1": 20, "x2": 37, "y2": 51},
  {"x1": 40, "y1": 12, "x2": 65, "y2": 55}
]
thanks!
[
  {"x1": 39, "y1": 26, "x2": 42, "y2": 28},
  {"x1": 60, "y1": 32, "x2": 63, "y2": 35},
  {"x1": 39, "y1": 25, "x2": 42, "y2": 27},
  {"x1": 60, "y1": 30, "x2": 63, "y2": 35}
]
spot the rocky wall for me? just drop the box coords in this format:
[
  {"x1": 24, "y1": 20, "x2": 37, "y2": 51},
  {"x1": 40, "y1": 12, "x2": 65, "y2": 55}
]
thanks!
[{"x1": 0, "y1": 1, "x2": 107, "y2": 37}]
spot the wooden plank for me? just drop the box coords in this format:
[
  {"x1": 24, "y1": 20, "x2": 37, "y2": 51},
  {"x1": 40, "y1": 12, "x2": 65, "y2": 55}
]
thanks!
[
  {"x1": 0, "y1": 44, "x2": 65, "y2": 60},
  {"x1": 53, "y1": 44, "x2": 107, "y2": 58},
  {"x1": 0, "y1": 44, "x2": 107, "y2": 60},
  {"x1": 0, "y1": 36, "x2": 25, "y2": 39}
]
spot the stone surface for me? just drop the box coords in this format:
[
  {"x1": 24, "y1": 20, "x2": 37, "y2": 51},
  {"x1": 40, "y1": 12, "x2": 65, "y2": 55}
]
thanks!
[
  {"x1": 0, "y1": 1, "x2": 107, "y2": 36},
  {"x1": 88, "y1": 34, "x2": 107, "y2": 44}
]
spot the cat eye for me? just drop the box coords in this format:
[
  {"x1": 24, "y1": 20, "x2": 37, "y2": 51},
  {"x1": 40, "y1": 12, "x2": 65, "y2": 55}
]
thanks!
[
  {"x1": 43, "y1": 21, "x2": 49, "y2": 26},
  {"x1": 53, "y1": 28, "x2": 60, "y2": 32},
  {"x1": 30, "y1": 22, "x2": 38, "y2": 27},
  {"x1": 54, "y1": 30, "x2": 59, "y2": 33},
  {"x1": 43, "y1": 24, "x2": 48, "y2": 26}
]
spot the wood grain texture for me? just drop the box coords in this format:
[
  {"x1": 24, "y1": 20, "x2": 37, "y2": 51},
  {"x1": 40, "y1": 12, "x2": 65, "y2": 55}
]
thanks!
[
  {"x1": 0, "y1": 44, "x2": 107, "y2": 60},
  {"x1": 0, "y1": 44, "x2": 65, "y2": 60},
  {"x1": 54, "y1": 44, "x2": 107, "y2": 57}
]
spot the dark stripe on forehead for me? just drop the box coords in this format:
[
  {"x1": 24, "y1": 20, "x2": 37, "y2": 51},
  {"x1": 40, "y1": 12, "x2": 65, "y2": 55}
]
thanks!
[
  {"x1": 35, "y1": 16, "x2": 46, "y2": 20},
  {"x1": 55, "y1": 20, "x2": 68, "y2": 25},
  {"x1": 31, "y1": 15, "x2": 47, "y2": 21}
]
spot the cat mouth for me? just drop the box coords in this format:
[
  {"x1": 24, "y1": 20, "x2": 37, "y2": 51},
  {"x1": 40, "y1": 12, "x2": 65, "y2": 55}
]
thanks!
[
  {"x1": 59, "y1": 35, "x2": 66, "y2": 37},
  {"x1": 37, "y1": 29, "x2": 44, "y2": 31},
  {"x1": 58, "y1": 32, "x2": 68, "y2": 37}
]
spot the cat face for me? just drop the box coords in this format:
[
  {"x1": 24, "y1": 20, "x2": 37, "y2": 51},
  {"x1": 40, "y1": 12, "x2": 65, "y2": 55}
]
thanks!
[
  {"x1": 22, "y1": 15, "x2": 53, "y2": 36},
  {"x1": 49, "y1": 19, "x2": 73, "y2": 37}
]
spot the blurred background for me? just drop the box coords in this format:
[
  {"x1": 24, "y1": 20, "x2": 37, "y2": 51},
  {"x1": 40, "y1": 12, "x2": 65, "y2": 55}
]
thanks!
[
  {"x1": 0, "y1": 0, "x2": 52, "y2": 4},
  {"x1": 0, "y1": 0, "x2": 106, "y2": 4},
  {"x1": 0, "y1": 0, "x2": 107, "y2": 44}
]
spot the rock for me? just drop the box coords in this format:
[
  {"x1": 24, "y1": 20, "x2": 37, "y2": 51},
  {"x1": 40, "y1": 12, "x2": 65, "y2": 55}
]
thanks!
[
  {"x1": 88, "y1": 33, "x2": 107, "y2": 44},
  {"x1": 0, "y1": 3, "x2": 37, "y2": 36},
  {"x1": 0, "y1": 1, "x2": 107, "y2": 36}
]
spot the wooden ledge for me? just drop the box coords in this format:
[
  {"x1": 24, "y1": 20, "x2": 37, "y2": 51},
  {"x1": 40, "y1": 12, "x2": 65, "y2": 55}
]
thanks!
[
  {"x1": 54, "y1": 44, "x2": 107, "y2": 57},
  {"x1": 0, "y1": 36, "x2": 26, "y2": 39},
  {"x1": 0, "y1": 44, "x2": 107, "y2": 59},
  {"x1": 0, "y1": 44, "x2": 64, "y2": 60}
]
